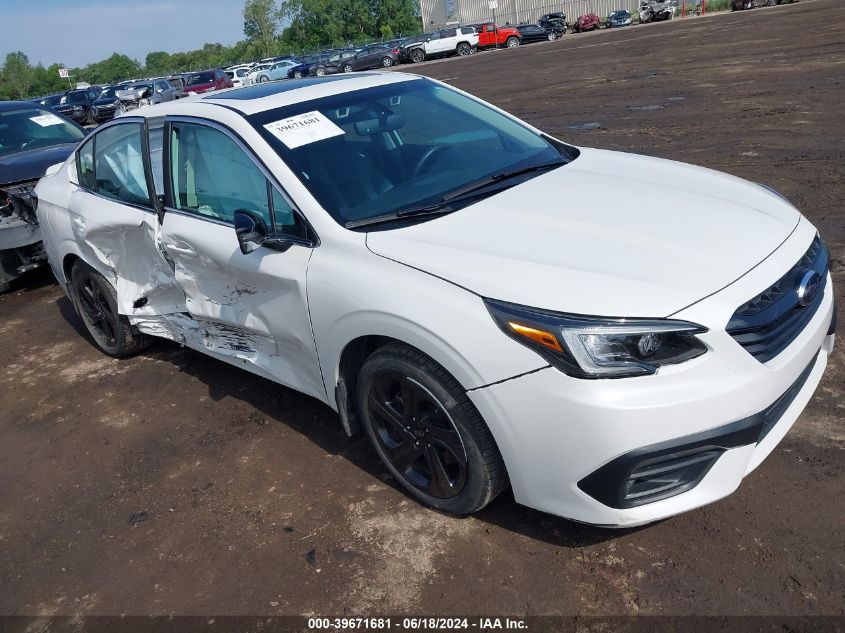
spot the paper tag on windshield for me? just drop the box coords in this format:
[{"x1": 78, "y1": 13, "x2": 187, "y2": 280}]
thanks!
[
  {"x1": 30, "y1": 114, "x2": 65, "y2": 127},
  {"x1": 264, "y1": 111, "x2": 344, "y2": 149}
]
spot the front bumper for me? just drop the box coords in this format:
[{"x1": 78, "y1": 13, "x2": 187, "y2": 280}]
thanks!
[{"x1": 468, "y1": 271, "x2": 835, "y2": 526}]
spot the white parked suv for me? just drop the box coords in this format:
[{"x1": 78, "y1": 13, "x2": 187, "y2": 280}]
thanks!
[
  {"x1": 35, "y1": 73, "x2": 835, "y2": 526},
  {"x1": 406, "y1": 27, "x2": 479, "y2": 63}
]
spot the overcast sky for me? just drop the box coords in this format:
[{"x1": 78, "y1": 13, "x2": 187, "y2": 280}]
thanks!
[{"x1": 1, "y1": 0, "x2": 246, "y2": 68}]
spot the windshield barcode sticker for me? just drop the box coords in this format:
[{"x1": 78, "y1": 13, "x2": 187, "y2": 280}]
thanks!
[
  {"x1": 264, "y1": 111, "x2": 344, "y2": 149},
  {"x1": 30, "y1": 114, "x2": 65, "y2": 127}
]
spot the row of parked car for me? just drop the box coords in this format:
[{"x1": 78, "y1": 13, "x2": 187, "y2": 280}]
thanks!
[
  {"x1": 224, "y1": 6, "x2": 684, "y2": 83},
  {"x1": 30, "y1": 70, "x2": 236, "y2": 126},
  {"x1": 29, "y1": 4, "x2": 678, "y2": 127}
]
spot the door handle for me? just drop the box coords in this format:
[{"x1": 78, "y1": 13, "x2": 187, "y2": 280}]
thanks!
[{"x1": 164, "y1": 242, "x2": 197, "y2": 257}]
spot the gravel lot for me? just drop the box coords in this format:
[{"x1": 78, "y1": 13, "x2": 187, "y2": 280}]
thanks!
[{"x1": 1, "y1": 0, "x2": 843, "y2": 620}]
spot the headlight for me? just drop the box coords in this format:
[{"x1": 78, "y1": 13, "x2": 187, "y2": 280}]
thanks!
[{"x1": 485, "y1": 298, "x2": 708, "y2": 379}]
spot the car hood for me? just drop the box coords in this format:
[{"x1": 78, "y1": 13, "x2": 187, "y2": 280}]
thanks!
[
  {"x1": 365, "y1": 148, "x2": 801, "y2": 317},
  {"x1": 0, "y1": 144, "x2": 77, "y2": 186},
  {"x1": 93, "y1": 96, "x2": 119, "y2": 106}
]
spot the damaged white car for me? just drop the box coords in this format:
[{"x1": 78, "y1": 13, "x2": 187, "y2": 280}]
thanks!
[
  {"x1": 1, "y1": 101, "x2": 86, "y2": 292},
  {"x1": 35, "y1": 74, "x2": 835, "y2": 526}
]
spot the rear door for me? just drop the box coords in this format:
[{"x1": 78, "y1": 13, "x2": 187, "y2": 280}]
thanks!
[
  {"x1": 157, "y1": 116, "x2": 326, "y2": 400},
  {"x1": 434, "y1": 29, "x2": 457, "y2": 54},
  {"x1": 67, "y1": 118, "x2": 181, "y2": 315}
]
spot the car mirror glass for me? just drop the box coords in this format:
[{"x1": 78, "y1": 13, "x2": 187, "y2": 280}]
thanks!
[{"x1": 234, "y1": 210, "x2": 267, "y2": 255}]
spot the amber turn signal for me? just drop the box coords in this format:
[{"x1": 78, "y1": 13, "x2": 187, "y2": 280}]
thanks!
[{"x1": 507, "y1": 321, "x2": 564, "y2": 352}]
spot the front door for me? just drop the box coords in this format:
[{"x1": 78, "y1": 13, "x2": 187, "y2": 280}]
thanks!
[{"x1": 158, "y1": 118, "x2": 326, "y2": 401}]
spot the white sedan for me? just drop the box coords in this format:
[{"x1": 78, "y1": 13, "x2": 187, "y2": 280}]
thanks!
[{"x1": 35, "y1": 73, "x2": 835, "y2": 526}]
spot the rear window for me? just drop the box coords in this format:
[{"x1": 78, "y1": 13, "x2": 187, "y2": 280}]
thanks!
[
  {"x1": 461, "y1": 27, "x2": 476, "y2": 34},
  {"x1": 186, "y1": 72, "x2": 215, "y2": 85}
]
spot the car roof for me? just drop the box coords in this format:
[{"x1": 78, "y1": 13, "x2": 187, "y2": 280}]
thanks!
[
  {"x1": 117, "y1": 72, "x2": 420, "y2": 118},
  {"x1": 0, "y1": 100, "x2": 53, "y2": 111}
]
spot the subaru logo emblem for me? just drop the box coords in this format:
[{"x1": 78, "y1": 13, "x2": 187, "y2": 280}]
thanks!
[{"x1": 796, "y1": 269, "x2": 821, "y2": 307}]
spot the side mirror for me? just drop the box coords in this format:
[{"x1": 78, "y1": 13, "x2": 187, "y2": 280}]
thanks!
[
  {"x1": 234, "y1": 210, "x2": 267, "y2": 254},
  {"x1": 235, "y1": 209, "x2": 311, "y2": 254}
]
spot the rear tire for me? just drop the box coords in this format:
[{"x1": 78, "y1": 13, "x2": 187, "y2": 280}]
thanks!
[
  {"x1": 548, "y1": 31, "x2": 558, "y2": 40},
  {"x1": 343, "y1": 64, "x2": 353, "y2": 73},
  {"x1": 357, "y1": 344, "x2": 508, "y2": 515},
  {"x1": 382, "y1": 56, "x2": 394, "y2": 67},
  {"x1": 315, "y1": 67, "x2": 325, "y2": 76},
  {"x1": 457, "y1": 42, "x2": 472, "y2": 56},
  {"x1": 70, "y1": 261, "x2": 151, "y2": 358}
]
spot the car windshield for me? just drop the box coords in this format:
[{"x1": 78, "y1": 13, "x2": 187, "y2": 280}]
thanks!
[
  {"x1": 99, "y1": 86, "x2": 123, "y2": 98},
  {"x1": 60, "y1": 91, "x2": 88, "y2": 105},
  {"x1": 249, "y1": 78, "x2": 573, "y2": 228},
  {"x1": 186, "y1": 72, "x2": 215, "y2": 85},
  {"x1": 0, "y1": 106, "x2": 85, "y2": 157},
  {"x1": 40, "y1": 95, "x2": 62, "y2": 106}
]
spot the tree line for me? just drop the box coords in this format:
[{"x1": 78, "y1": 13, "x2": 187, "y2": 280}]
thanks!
[{"x1": 0, "y1": 0, "x2": 420, "y2": 100}]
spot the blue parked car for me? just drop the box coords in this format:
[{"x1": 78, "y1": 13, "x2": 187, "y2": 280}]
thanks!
[{"x1": 606, "y1": 9, "x2": 633, "y2": 27}]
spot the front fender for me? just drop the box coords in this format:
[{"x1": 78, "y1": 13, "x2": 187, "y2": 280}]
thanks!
[{"x1": 307, "y1": 239, "x2": 548, "y2": 407}]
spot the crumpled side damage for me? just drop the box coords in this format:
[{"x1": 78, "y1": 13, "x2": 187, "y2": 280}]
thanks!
[{"x1": 74, "y1": 214, "x2": 303, "y2": 387}]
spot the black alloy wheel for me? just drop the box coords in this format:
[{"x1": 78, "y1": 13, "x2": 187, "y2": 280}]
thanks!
[
  {"x1": 70, "y1": 261, "x2": 151, "y2": 357},
  {"x1": 411, "y1": 48, "x2": 425, "y2": 63},
  {"x1": 367, "y1": 373, "x2": 468, "y2": 499},
  {"x1": 357, "y1": 344, "x2": 508, "y2": 514},
  {"x1": 457, "y1": 42, "x2": 472, "y2": 56}
]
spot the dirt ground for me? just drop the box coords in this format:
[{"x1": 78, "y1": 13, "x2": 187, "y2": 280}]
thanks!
[{"x1": 1, "y1": 0, "x2": 843, "y2": 620}]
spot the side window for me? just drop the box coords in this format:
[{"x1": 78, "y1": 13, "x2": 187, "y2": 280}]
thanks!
[
  {"x1": 462, "y1": 27, "x2": 476, "y2": 34},
  {"x1": 442, "y1": 28, "x2": 457, "y2": 38},
  {"x1": 169, "y1": 122, "x2": 270, "y2": 226},
  {"x1": 428, "y1": 31, "x2": 441, "y2": 41},
  {"x1": 77, "y1": 137, "x2": 95, "y2": 190},
  {"x1": 271, "y1": 187, "x2": 307, "y2": 239},
  {"x1": 92, "y1": 123, "x2": 150, "y2": 205}
]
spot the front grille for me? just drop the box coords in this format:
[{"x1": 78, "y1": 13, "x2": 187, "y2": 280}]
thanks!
[{"x1": 727, "y1": 236, "x2": 829, "y2": 363}]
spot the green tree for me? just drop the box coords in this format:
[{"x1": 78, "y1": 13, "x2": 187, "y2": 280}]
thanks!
[
  {"x1": 82, "y1": 53, "x2": 141, "y2": 84},
  {"x1": 1, "y1": 52, "x2": 34, "y2": 99},
  {"x1": 145, "y1": 51, "x2": 172, "y2": 76},
  {"x1": 244, "y1": 0, "x2": 282, "y2": 58}
]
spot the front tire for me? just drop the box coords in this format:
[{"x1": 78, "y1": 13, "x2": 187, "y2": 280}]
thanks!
[
  {"x1": 506, "y1": 36, "x2": 520, "y2": 48},
  {"x1": 410, "y1": 48, "x2": 425, "y2": 63},
  {"x1": 70, "y1": 261, "x2": 151, "y2": 358},
  {"x1": 548, "y1": 31, "x2": 558, "y2": 40},
  {"x1": 357, "y1": 344, "x2": 508, "y2": 515},
  {"x1": 259, "y1": 75, "x2": 269, "y2": 83}
]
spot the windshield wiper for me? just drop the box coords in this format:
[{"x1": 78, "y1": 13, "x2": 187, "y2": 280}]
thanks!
[
  {"x1": 442, "y1": 159, "x2": 566, "y2": 202},
  {"x1": 344, "y1": 202, "x2": 454, "y2": 229},
  {"x1": 344, "y1": 159, "x2": 565, "y2": 230}
]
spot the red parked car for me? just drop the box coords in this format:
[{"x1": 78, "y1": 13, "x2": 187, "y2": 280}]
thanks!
[
  {"x1": 183, "y1": 69, "x2": 233, "y2": 95},
  {"x1": 470, "y1": 23, "x2": 523, "y2": 48},
  {"x1": 573, "y1": 13, "x2": 601, "y2": 32}
]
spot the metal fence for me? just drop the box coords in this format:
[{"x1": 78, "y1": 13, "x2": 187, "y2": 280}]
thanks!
[{"x1": 421, "y1": 0, "x2": 652, "y2": 28}]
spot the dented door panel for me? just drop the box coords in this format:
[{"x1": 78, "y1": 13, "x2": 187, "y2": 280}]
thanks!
[
  {"x1": 67, "y1": 189, "x2": 184, "y2": 316},
  {"x1": 156, "y1": 211, "x2": 326, "y2": 402}
]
